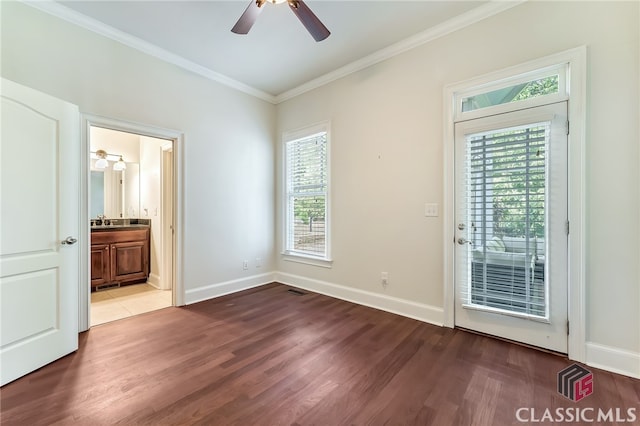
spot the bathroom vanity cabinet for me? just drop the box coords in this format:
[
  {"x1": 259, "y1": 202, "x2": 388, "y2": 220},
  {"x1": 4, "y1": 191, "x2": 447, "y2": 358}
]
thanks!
[{"x1": 90, "y1": 227, "x2": 150, "y2": 290}]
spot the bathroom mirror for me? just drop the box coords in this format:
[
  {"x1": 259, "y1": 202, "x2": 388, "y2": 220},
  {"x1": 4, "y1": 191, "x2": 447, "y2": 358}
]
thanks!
[{"x1": 90, "y1": 162, "x2": 140, "y2": 219}]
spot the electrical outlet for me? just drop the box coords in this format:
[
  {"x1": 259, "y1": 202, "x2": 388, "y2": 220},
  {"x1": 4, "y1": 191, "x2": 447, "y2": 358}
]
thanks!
[
  {"x1": 381, "y1": 272, "x2": 389, "y2": 287},
  {"x1": 243, "y1": 260, "x2": 249, "y2": 270},
  {"x1": 424, "y1": 203, "x2": 439, "y2": 217},
  {"x1": 256, "y1": 257, "x2": 262, "y2": 268}
]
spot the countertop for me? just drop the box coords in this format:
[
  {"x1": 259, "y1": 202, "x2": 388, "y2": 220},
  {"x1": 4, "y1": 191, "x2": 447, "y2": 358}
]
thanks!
[{"x1": 91, "y1": 225, "x2": 150, "y2": 232}]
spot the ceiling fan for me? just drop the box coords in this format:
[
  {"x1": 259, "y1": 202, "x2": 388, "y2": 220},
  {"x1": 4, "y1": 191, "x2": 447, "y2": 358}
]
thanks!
[{"x1": 231, "y1": 0, "x2": 330, "y2": 42}]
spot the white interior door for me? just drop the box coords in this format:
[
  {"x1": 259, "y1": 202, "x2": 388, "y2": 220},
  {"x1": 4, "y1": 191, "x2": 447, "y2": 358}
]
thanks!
[
  {"x1": 454, "y1": 102, "x2": 568, "y2": 353},
  {"x1": 1, "y1": 79, "x2": 80, "y2": 385}
]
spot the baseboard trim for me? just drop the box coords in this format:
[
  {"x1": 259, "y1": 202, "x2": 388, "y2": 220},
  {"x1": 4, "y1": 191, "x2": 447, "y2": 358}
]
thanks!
[
  {"x1": 147, "y1": 273, "x2": 161, "y2": 289},
  {"x1": 274, "y1": 272, "x2": 444, "y2": 326},
  {"x1": 185, "y1": 273, "x2": 276, "y2": 305},
  {"x1": 183, "y1": 271, "x2": 638, "y2": 379},
  {"x1": 585, "y1": 342, "x2": 640, "y2": 379}
]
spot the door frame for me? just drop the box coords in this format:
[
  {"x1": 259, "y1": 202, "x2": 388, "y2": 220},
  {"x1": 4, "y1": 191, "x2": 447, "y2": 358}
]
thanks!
[
  {"x1": 79, "y1": 114, "x2": 185, "y2": 332},
  {"x1": 442, "y1": 47, "x2": 587, "y2": 361},
  {"x1": 161, "y1": 142, "x2": 174, "y2": 297}
]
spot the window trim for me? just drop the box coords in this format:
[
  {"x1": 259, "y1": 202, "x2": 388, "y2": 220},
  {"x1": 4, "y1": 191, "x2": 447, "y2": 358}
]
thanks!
[
  {"x1": 282, "y1": 121, "x2": 332, "y2": 265},
  {"x1": 454, "y1": 64, "x2": 568, "y2": 123}
]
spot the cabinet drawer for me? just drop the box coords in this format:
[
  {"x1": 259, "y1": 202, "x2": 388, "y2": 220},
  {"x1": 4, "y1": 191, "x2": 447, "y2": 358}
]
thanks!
[{"x1": 91, "y1": 229, "x2": 148, "y2": 245}]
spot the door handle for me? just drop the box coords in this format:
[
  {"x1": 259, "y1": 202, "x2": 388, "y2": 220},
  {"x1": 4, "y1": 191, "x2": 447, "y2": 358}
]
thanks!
[
  {"x1": 457, "y1": 238, "x2": 472, "y2": 245},
  {"x1": 61, "y1": 236, "x2": 78, "y2": 245}
]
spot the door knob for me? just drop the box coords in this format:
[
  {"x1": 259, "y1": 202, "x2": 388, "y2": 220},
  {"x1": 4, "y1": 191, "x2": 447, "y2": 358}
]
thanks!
[
  {"x1": 61, "y1": 236, "x2": 78, "y2": 245},
  {"x1": 457, "y1": 238, "x2": 472, "y2": 245}
]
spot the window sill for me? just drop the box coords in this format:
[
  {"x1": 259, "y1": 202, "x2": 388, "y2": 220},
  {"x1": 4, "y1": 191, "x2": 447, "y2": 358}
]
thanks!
[{"x1": 281, "y1": 252, "x2": 333, "y2": 268}]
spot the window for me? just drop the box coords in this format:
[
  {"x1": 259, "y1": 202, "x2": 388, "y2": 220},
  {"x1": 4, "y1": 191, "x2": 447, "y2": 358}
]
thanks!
[
  {"x1": 284, "y1": 123, "x2": 330, "y2": 262},
  {"x1": 461, "y1": 74, "x2": 559, "y2": 113},
  {"x1": 454, "y1": 64, "x2": 567, "y2": 121},
  {"x1": 466, "y1": 121, "x2": 550, "y2": 316}
]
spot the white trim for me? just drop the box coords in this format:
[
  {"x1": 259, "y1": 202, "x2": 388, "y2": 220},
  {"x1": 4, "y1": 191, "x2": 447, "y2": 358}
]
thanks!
[
  {"x1": 282, "y1": 121, "x2": 330, "y2": 143},
  {"x1": 445, "y1": 49, "x2": 585, "y2": 100},
  {"x1": 443, "y1": 47, "x2": 587, "y2": 360},
  {"x1": 281, "y1": 253, "x2": 333, "y2": 268},
  {"x1": 275, "y1": 1, "x2": 525, "y2": 103},
  {"x1": 585, "y1": 342, "x2": 640, "y2": 379},
  {"x1": 79, "y1": 112, "x2": 90, "y2": 333},
  {"x1": 81, "y1": 114, "x2": 186, "y2": 331},
  {"x1": 22, "y1": 0, "x2": 276, "y2": 104},
  {"x1": 275, "y1": 272, "x2": 444, "y2": 326},
  {"x1": 282, "y1": 121, "x2": 331, "y2": 262},
  {"x1": 443, "y1": 103, "x2": 455, "y2": 328},
  {"x1": 565, "y1": 46, "x2": 588, "y2": 364},
  {"x1": 461, "y1": 303, "x2": 551, "y2": 324},
  {"x1": 453, "y1": 63, "x2": 568, "y2": 122},
  {"x1": 147, "y1": 273, "x2": 161, "y2": 289},
  {"x1": 184, "y1": 273, "x2": 276, "y2": 305},
  {"x1": 23, "y1": 0, "x2": 523, "y2": 105},
  {"x1": 160, "y1": 143, "x2": 174, "y2": 293}
]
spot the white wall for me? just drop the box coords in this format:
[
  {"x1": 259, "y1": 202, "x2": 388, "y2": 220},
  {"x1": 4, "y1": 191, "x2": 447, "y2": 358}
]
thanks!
[
  {"x1": 1, "y1": 2, "x2": 276, "y2": 298},
  {"x1": 276, "y1": 1, "x2": 639, "y2": 372},
  {"x1": 139, "y1": 136, "x2": 164, "y2": 287},
  {"x1": 89, "y1": 127, "x2": 141, "y2": 163},
  {"x1": 3, "y1": 0, "x2": 638, "y2": 377},
  {"x1": 124, "y1": 163, "x2": 140, "y2": 219}
]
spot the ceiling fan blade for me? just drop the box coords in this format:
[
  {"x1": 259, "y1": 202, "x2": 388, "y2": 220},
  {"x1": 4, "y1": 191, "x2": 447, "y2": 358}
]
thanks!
[
  {"x1": 288, "y1": 0, "x2": 330, "y2": 42},
  {"x1": 231, "y1": 0, "x2": 267, "y2": 35}
]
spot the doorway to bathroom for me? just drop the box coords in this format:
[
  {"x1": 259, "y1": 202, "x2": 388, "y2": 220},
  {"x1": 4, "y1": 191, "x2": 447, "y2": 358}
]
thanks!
[{"x1": 87, "y1": 123, "x2": 176, "y2": 327}]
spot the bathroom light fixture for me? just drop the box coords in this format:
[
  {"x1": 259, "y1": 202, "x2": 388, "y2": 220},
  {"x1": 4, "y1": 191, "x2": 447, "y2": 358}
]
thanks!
[
  {"x1": 91, "y1": 150, "x2": 127, "y2": 169},
  {"x1": 113, "y1": 155, "x2": 127, "y2": 171},
  {"x1": 94, "y1": 149, "x2": 109, "y2": 169}
]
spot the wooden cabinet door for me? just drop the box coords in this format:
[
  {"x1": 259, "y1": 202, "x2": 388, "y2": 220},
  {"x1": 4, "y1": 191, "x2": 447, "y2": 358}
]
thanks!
[
  {"x1": 90, "y1": 244, "x2": 110, "y2": 287},
  {"x1": 110, "y1": 240, "x2": 148, "y2": 283}
]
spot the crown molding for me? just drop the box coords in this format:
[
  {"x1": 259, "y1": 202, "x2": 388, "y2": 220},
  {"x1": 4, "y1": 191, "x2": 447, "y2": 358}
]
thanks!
[
  {"x1": 22, "y1": 0, "x2": 524, "y2": 105},
  {"x1": 275, "y1": 0, "x2": 526, "y2": 103},
  {"x1": 21, "y1": 0, "x2": 278, "y2": 104}
]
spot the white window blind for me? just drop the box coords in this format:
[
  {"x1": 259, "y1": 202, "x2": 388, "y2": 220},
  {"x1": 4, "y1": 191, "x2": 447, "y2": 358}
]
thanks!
[
  {"x1": 461, "y1": 122, "x2": 549, "y2": 317},
  {"x1": 285, "y1": 131, "x2": 328, "y2": 258}
]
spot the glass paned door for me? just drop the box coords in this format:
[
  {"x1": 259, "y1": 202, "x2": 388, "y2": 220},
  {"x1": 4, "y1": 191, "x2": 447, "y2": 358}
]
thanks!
[{"x1": 454, "y1": 103, "x2": 568, "y2": 353}]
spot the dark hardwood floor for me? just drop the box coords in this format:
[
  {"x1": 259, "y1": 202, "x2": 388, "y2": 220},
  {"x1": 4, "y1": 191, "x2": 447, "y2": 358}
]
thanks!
[{"x1": 1, "y1": 283, "x2": 638, "y2": 425}]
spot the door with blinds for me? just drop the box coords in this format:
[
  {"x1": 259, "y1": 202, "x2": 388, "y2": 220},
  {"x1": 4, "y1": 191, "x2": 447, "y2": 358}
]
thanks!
[{"x1": 454, "y1": 102, "x2": 568, "y2": 353}]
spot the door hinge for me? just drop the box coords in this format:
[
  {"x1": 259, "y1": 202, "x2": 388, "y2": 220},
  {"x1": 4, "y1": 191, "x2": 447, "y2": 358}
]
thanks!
[
  {"x1": 565, "y1": 220, "x2": 570, "y2": 235},
  {"x1": 566, "y1": 320, "x2": 570, "y2": 335},
  {"x1": 566, "y1": 120, "x2": 570, "y2": 135}
]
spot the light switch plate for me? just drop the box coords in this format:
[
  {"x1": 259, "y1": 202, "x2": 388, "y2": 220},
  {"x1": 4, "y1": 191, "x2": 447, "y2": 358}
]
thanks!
[{"x1": 424, "y1": 203, "x2": 439, "y2": 217}]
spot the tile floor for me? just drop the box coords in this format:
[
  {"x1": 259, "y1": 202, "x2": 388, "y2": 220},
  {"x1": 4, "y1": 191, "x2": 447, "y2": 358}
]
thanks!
[{"x1": 90, "y1": 283, "x2": 172, "y2": 326}]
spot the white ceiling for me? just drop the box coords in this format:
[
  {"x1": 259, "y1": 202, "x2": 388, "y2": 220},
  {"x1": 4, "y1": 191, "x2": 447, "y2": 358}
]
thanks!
[{"x1": 52, "y1": 1, "x2": 492, "y2": 99}]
